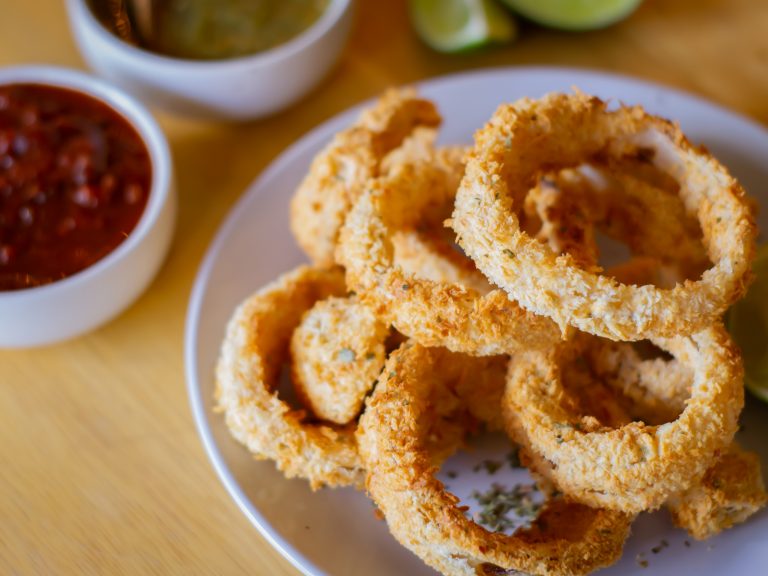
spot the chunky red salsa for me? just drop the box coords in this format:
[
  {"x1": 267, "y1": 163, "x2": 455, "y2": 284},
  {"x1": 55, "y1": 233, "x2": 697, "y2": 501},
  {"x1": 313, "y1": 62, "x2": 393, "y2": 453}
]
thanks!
[{"x1": 0, "y1": 83, "x2": 151, "y2": 291}]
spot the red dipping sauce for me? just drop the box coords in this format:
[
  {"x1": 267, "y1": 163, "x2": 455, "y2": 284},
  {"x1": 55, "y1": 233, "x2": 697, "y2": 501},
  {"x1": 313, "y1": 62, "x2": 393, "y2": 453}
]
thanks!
[{"x1": 0, "y1": 83, "x2": 151, "y2": 291}]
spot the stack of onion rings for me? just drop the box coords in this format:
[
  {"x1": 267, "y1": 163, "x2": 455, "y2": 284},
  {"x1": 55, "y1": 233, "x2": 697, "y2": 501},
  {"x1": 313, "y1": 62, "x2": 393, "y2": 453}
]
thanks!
[{"x1": 215, "y1": 89, "x2": 763, "y2": 576}]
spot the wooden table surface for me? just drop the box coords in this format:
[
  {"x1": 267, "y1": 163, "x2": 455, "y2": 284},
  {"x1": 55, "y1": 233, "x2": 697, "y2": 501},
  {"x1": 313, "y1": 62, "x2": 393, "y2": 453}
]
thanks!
[{"x1": 2, "y1": 0, "x2": 768, "y2": 574}]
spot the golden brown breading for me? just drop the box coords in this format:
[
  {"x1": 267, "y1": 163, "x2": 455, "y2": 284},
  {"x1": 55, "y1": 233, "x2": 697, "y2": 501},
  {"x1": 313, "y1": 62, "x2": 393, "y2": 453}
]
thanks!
[
  {"x1": 290, "y1": 296, "x2": 388, "y2": 425},
  {"x1": 337, "y1": 148, "x2": 564, "y2": 356},
  {"x1": 217, "y1": 89, "x2": 763, "y2": 575},
  {"x1": 577, "y1": 167, "x2": 709, "y2": 280},
  {"x1": 452, "y1": 91, "x2": 757, "y2": 340},
  {"x1": 290, "y1": 89, "x2": 441, "y2": 266},
  {"x1": 392, "y1": 228, "x2": 492, "y2": 295},
  {"x1": 503, "y1": 325, "x2": 744, "y2": 513},
  {"x1": 668, "y1": 444, "x2": 768, "y2": 540},
  {"x1": 358, "y1": 343, "x2": 632, "y2": 576},
  {"x1": 512, "y1": 329, "x2": 765, "y2": 539},
  {"x1": 215, "y1": 266, "x2": 365, "y2": 490},
  {"x1": 581, "y1": 336, "x2": 691, "y2": 425},
  {"x1": 523, "y1": 172, "x2": 600, "y2": 273}
]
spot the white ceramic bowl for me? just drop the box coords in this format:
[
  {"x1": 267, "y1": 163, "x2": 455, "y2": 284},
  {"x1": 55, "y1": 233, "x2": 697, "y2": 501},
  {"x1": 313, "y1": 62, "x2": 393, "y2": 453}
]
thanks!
[
  {"x1": 65, "y1": 0, "x2": 354, "y2": 120},
  {"x1": 0, "y1": 66, "x2": 175, "y2": 348}
]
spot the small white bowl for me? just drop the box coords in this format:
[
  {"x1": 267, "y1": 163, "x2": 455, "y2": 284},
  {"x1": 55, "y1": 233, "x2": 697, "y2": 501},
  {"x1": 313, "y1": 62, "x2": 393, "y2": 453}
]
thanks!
[
  {"x1": 0, "y1": 66, "x2": 175, "y2": 348},
  {"x1": 65, "y1": 0, "x2": 354, "y2": 121}
]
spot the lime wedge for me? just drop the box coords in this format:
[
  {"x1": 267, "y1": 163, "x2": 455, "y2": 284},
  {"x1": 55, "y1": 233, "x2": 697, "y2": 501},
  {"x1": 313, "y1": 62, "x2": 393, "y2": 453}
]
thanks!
[
  {"x1": 728, "y1": 243, "x2": 768, "y2": 403},
  {"x1": 409, "y1": 0, "x2": 518, "y2": 53},
  {"x1": 499, "y1": 0, "x2": 642, "y2": 31}
]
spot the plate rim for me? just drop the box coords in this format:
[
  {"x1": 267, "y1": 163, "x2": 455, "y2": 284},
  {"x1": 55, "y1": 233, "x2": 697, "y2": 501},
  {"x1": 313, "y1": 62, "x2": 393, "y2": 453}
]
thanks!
[{"x1": 184, "y1": 64, "x2": 768, "y2": 576}]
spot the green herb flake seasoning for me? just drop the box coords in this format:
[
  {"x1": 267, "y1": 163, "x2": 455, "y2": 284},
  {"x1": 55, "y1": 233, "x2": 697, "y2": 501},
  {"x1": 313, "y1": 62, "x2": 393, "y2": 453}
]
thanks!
[
  {"x1": 470, "y1": 483, "x2": 542, "y2": 533},
  {"x1": 473, "y1": 459, "x2": 503, "y2": 475},
  {"x1": 506, "y1": 447, "x2": 522, "y2": 469}
]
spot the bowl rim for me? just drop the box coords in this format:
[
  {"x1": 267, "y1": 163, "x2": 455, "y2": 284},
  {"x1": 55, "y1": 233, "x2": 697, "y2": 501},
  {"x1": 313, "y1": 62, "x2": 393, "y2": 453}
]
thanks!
[
  {"x1": 0, "y1": 65, "x2": 172, "y2": 302},
  {"x1": 67, "y1": 0, "x2": 353, "y2": 71}
]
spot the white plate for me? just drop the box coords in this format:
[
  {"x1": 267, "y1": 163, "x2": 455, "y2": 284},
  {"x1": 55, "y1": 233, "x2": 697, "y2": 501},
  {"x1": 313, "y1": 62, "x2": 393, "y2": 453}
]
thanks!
[{"x1": 185, "y1": 67, "x2": 768, "y2": 575}]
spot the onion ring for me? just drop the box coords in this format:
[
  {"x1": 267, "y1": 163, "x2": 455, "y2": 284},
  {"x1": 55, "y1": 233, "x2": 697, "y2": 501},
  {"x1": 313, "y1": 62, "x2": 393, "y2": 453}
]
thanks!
[
  {"x1": 577, "y1": 340, "x2": 765, "y2": 540},
  {"x1": 358, "y1": 342, "x2": 632, "y2": 576},
  {"x1": 337, "y1": 152, "x2": 564, "y2": 356},
  {"x1": 216, "y1": 263, "x2": 498, "y2": 488},
  {"x1": 507, "y1": 321, "x2": 764, "y2": 540},
  {"x1": 290, "y1": 89, "x2": 441, "y2": 266},
  {"x1": 503, "y1": 324, "x2": 744, "y2": 513},
  {"x1": 290, "y1": 296, "x2": 388, "y2": 425},
  {"x1": 577, "y1": 259, "x2": 765, "y2": 536},
  {"x1": 582, "y1": 350, "x2": 767, "y2": 540},
  {"x1": 215, "y1": 265, "x2": 366, "y2": 490},
  {"x1": 667, "y1": 444, "x2": 767, "y2": 540},
  {"x1": 452, "y1": 91, "x2": 757, "y2": 340}
]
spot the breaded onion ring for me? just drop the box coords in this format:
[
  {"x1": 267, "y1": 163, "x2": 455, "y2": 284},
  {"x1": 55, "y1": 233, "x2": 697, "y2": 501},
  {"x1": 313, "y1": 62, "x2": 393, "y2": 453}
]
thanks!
[
  {"x1": 290, "y1": 296, "x2": 388, "y2": 425},
  {"x1": 215, "y1": 266, "x2": 365, "y2": 490},
  {"x1": 532, "y1": 338, "x2": 765, "y2": 539},
  {"x1": 591, "y1": 359, "x2": 768, "y2": 540},
  {"x1": 582, "y1": 344, "x2": 765, "y2": 540},
  {"x1": 579, "y1": 260, "x2": 766, "y2": 537},
  {"x1": 358, "y1": 343, "x2": 632, "y2": 576},
  {"x1": 503, "y1": 324, "x2": 744, "y2": 513},
  {"x1": 290, "y1": 89, "x2": 441, "y2": 266},
  {"x1": 667, "y1": 444, "x2": 768, "y2": 540},
  {"x1": 452, "y1": 91, "x2": 757, "y2": 340},
  {"x1": 338, "y1": 153, "x2": 563, "y2": 356}
]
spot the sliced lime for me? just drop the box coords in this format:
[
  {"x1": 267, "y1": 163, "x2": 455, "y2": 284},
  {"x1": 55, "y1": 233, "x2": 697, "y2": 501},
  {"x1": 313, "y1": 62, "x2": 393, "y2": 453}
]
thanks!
[
  {"x1": 409, "y1": 0, "x2": 518, "y2": 53},
  {"x1": 728, "y1": 243, "x2": 768, "y2": 403},
  {"x1": 499, "y1": 0, "x2": 642, "y2": 31}
]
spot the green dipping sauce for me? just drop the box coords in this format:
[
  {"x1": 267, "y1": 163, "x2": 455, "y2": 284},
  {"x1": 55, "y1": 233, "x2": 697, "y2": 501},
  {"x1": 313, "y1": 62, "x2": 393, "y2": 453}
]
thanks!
[{"x1": 90, "y1": 0, "x2": 330, "y2": 60}]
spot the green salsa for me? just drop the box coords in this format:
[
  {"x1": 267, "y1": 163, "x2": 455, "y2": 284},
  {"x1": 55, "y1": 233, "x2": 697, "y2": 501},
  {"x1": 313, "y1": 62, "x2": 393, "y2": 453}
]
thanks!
[{"x1": 89, "y1": 0, "x2": 330, "y2": 60}]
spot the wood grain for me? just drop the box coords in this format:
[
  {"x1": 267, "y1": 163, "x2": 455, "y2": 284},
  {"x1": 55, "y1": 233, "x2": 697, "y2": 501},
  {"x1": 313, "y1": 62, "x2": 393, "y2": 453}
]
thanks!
[{"x1": 1, "y1": 0, "x2": 767, "y2": 574}]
